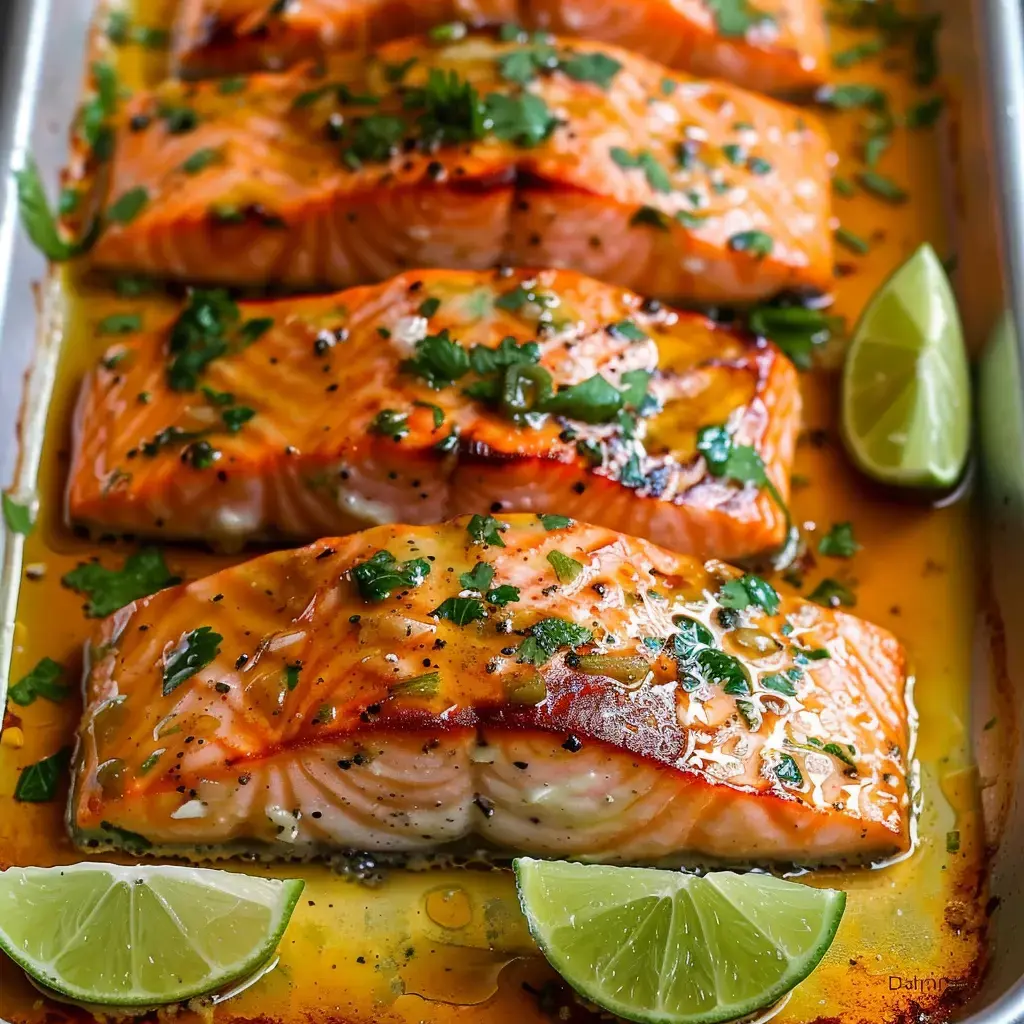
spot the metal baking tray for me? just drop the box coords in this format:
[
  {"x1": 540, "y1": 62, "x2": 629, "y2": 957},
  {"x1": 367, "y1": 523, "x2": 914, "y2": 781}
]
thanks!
[{"x1": 1, "y1": 0, "x2": 1023, "y2": 1022}]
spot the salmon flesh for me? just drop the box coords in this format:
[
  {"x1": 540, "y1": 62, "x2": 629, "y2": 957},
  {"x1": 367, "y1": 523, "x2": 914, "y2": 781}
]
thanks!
[
  {"x1": 69, "y1": 516, "x2": 912, "y2": 867},
  {"x1": 68, "y1": 269, "x2": 799, "y2": 560},
  {"x1": 172, "y1": 0, "x2": 830, "y2": 95},
  {"x1": 83, "y1": 34, "x2": 834, "y2": 303}
]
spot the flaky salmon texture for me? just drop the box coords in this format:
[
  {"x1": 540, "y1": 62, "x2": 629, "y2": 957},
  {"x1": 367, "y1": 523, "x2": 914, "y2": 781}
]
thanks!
[
  {"x1": 172, "y1": 0, "x2": 829, "y2": 95},
  {"x1": 70, "y1": 516, "x2": 912, "y2": 867},
  {"x1": 82, "y1": 33, "x2": 834, "y2": 303},
  {"x1": 69, "y1": 269, "x2": 799, "y2": 560}
]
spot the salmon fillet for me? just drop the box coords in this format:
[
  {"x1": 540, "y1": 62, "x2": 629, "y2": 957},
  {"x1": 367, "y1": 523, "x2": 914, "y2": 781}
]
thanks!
[
  {"x1": 68, "y1": 516, "x2": 912, "y2": 866},
  {"x1": 172, "y1": 0, "x2": 829, "y2": 95},
  {"x1": 68, "y1": 269, "x2": 800, "y2": 561},
  {"x1": 85, "y1": 34, "x2": 834, "y2": 303}
]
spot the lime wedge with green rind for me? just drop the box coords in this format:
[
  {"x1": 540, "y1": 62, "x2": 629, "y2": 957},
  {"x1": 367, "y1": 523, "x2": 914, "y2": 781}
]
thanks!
[
  {"x1": 0, "y1": 862, "x2": 303, "y2": 1008},
  {"x1": 514, "y1": 859, "x2": 845, "y2": 1024},
  {"x1": 841, "y1": 243, "x2": 970, "y2": 487}
]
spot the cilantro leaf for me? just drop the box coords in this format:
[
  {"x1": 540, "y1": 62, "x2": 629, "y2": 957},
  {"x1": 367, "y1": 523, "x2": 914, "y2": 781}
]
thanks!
[
  {"x1": 547, "y1": 550, "x2": 583, "y2": 583},
  {"x1": 469, "y1": 336, "x2": 540, "y2": 374},
  {"x1": 559, "y1": 52, "x2": 622, "y2": 88},
  {"x1": 486, "y1": 584, "x2": 520, "y2": 606},
  {"x1": 761, "y1": 668, "x2": 802, "y2": 697},
  {"x1": 402, "y1": 329, "x2": 470, "y2": 387},
  {"x1": 707, "y1": 0, "x2": 776, "y2": 37},
  {"x1": 818, "y1": 522, "x2": 860, "y2": 558},
  {"x1": 166, "y1": 289, "x2": 240, "y2": 391},
  {"x1": 14, "y1": 747, "x2": 71, "y2": 803},
  {"x1": 351, "y1": 549, "x2": 431, "y2": 601},
  {"x1": 432, "y1": 596, "x2": 487, "y2": 625},
  {"x1": 62, "y1": 547, "x2": 181, "y2": 618},
  {"x1": 808, "y1": 578, "x2": 857, "y2": 608},
  {"x1": 460, "y1": 562, "x2": 495, "y2": 592},
  {"x1": 772, "y1": 752, "x2": 804, "y2": 787},
  {"x1": 369, "y1": 409, "x2": 409, "y2": 439},
  {"x1": 746, "y1": 305, "x2": 843, "y2": 371},
  {"x1": 718, "y1": 574, "x2": 780, "y2": 615},
  {"x1": 516, "y1": 618, "x2": 592, "y2": 666},
  {"x1": 485, "y1": 92, "x2": 557, "y2": 147},
  {"x1": 162, "y1": 626, "x2": 222, "y2": 696},
  {"x1": 543, "y1": 374, "x2": 624, "y2": 424},
  {"x1": 537, "y1": 514, "x2": 573, "y2": 530},
  {"x1": 467, "y1": 514, "x2": 508, "y2": 547},
  {"x1": 8, "y1": 658, "x2": 69, "y2": 706}
]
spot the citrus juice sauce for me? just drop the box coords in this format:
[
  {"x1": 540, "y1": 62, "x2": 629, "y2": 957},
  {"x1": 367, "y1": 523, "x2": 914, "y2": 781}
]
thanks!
[{"x1": 0, "y1": 3, "x2": 991, "y2": 1023}]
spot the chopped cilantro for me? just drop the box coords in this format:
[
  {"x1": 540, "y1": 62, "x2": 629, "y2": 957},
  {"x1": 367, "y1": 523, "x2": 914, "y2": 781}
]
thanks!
[
  {"x1": 772, "y1": 752, "x2": 804, "y2": 787},
  {"x1": 818, "y1": 522, "x2": 859, "y2": 558},
  {"x1": 369, "y1": 409, "x2": 410, "y2": 440},
  {"x1": 486, "y1": 584, "x2": 520, "y2": 606},
  {"x1": 180, "y1": 147, "x2": 222, "y2": 175},
  {"x1": 8, "y1": 658, "x2": 69, "y2": 706},
  {"x1": 14, "y1": 747, "x2": 71, "y2": 803},
  {"x1": 402, "y1": 329, "x2": 470, "y2": 387},
  {"x1": 718, "y1": 574, "x2": 780, "y2": 615},
  {"x1": 97, "y1": 313, "x2": 142, "y2": 335},
  {"x1": 547, "y1": 550, "x2": 584, "y2": 583},
  {"x1": 517, "y1": 618, "x2": 593, "y2": 666},
  {"x1": 808, "y1": 578, "x2": 857, "y2": 608},
  {"x1": 761, "y1": 668, "x2": 802, "y2": 697},
  {"x1": 162, "y1": 626, "x2": 222, "y2": 696},
  {"x1": 610, "y1": 147, "x2": 673, "y2": 193},
  {"x1": 467, "y1": 514, "x2": 508, "y2": 547},
  {"x1": 856, "y1": 170, "x2": 908, "y2": 203},
  {"x1": 432, "y1": 596, "x2": 487, "y2": 625},
  {"x1": 746, "y1": 304, "x2": 843, "y2": 370},
  {"x1": 727, "y1": 230, "x2": 774, "y2": 258},
  {"x1": 537, "y1": 514, "x2": 573, "y2": 530},
  {"x1": 63, "y1": 547, "x2": 181, "y2": 617},
  {"x1": 351, "y1": 549, "x2": 431, "y2": 601},
  {"x1": 459, "y1": 562, "x2": 495, "y2": 592}
]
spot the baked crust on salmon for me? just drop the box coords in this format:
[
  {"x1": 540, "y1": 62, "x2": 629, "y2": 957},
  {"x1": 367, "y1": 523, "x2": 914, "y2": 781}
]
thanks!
[
  {"x1": 172, "y1": 0, "x2": 829, "y2": 95},
  {"x1": 83, "y1": 34, "x2": 834, "y2": 303},
  {"x1": 68, "y1": 516, "x2": 912, "y2": 866},
  {"x1": 68, "y1": 269, "x2": 800, "y2": 560}
]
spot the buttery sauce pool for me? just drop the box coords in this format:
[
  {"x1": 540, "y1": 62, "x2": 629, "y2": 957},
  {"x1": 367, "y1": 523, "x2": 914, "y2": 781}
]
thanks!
[{"x1": 0, "y1": 3, "x2": 990, "y2": 1023}]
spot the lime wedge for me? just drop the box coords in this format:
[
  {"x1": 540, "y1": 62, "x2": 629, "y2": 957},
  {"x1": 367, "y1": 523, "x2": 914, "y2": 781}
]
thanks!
[
  {"x1": 840, "y1": 243, "x2": 970, "y2": 487},
  {"x1": 514, "y1": 859, "x2": 845, "y2": 1024},
  {"x1": 0, "y1": 863, "x2": 303, "y2": 1008}
]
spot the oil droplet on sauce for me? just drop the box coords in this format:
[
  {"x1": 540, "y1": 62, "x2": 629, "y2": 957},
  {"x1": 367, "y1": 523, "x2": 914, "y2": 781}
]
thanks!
[{"x1": 424, "y1": 885, "x2": 473, "y2": 930}]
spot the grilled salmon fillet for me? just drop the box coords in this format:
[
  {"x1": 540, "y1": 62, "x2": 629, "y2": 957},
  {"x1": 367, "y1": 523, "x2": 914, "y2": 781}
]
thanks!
[
  {"x1": 68, "y1": 269, "x2": 799, "y2": 560},
  {"x1": 84, "y1": 34, "x2": 834, "y2": 303},
  {"x1": 68, "y1": 516, "x2": 912, "y2": 866},
  {"x1": 173, "y1": 0, "x2": 829, "y2": 95}
]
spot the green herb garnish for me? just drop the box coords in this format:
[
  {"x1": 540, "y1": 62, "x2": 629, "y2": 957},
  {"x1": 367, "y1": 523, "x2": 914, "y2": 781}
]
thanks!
[
  {"x1": 818, "y1": 521, "x2": 859, "y2": 557},
  {"x1": 63, "y1": 547, "x2": 181, "y2": 618},
  {"x1": 351, "y1": 550, "x2": 431, "y2": 601},
  {"x1": 162, "y1": 626, "x2": 223, "y2": 696},
  {"x1": 8, "y1": 658, "x2": 69, "y2": 707},
  {"x1": 14, "y1": 747, "x2": 71, "y2": 803}
]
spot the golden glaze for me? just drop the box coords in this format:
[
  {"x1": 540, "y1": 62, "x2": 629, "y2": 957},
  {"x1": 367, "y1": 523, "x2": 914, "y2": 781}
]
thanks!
[
  {"x1": 82, "y1": 35, "x2": 834, "y2": 301},
  {"x1": 173, "y1": 0, "x2": 830, "y2": 94},
  {"x1": 69, "y1": 269, "x2": 798, "y2": 558}
]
